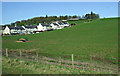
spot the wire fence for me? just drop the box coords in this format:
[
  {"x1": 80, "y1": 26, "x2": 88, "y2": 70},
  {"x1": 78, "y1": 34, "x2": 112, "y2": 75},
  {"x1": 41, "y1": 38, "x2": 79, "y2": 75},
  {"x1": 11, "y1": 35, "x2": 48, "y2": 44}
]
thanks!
[{"x1": 2, "y1": 48, "x2": 118, "y2": 74}]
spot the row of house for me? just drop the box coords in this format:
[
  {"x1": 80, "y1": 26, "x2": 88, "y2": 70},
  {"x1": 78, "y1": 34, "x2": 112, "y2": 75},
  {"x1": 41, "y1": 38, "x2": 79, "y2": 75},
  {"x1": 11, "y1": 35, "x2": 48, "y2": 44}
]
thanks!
[{"x1": 1, "y1": 21, "x2": 70, "y2": 35}]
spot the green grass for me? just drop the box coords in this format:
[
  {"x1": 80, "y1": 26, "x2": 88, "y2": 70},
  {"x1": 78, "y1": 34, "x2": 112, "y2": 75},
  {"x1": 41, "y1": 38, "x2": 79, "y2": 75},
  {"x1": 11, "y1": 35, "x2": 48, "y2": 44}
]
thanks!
[
  {"x1": 2, "y1": 18, "x2": 118, "y2": 63},
  {"x1": 2, "y1": 56, "x2": 111, "y2": 74}
]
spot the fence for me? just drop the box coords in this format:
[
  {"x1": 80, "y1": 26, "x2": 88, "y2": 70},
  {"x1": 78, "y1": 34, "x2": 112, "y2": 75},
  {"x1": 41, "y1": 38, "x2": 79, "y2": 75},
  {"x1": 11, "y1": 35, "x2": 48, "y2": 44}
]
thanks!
[{"x1": 2, "y1": 48, "x2": 118, "y2": 74}]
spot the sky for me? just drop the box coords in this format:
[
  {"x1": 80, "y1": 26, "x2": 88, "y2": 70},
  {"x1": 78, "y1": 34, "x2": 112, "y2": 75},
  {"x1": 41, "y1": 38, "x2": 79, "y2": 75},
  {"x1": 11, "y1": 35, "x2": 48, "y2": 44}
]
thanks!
[{"x1": 2, "y1": 2, "x2": 118, "y2": 25}]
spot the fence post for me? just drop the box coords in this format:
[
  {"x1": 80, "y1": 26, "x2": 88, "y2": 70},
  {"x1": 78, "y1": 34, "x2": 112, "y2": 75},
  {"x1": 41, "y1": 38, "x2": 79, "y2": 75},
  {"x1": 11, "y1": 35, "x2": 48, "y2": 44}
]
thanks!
[
  {"x1": 36, "y1": 52, "x2": 38, "y2": 62},
  {"x1": 59, "y1": 56, "x2": 62, "y2": 65},
  {"x1": 6, "y1": 48, "x2": 8, "y2": 57},
  {"x1": 90, "y1": 55, "x2": 92, "y2": 72},
  {"x1": 32, "y1": 56, "x2": 34, "y2": 61},
  {"x1": 20, "y1": 50, "x2": 22, "y2": 57},
  {"x1": 72, "y1": 54, "x2": 74, "y2": 69}
]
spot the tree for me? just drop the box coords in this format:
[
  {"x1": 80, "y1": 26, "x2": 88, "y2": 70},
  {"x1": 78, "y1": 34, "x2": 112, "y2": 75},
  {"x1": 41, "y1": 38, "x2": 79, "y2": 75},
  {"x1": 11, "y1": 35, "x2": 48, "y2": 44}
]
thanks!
[
  {"x1": 19, "y1": 22, "x2": 25, "y2": 26},
  {"x1": 46, "y1": 15, "x2": 48, "y2": 18},
  {"x1": 15, "y1": 21, "x2": 20, "y2": 26},
  {"x1": 91, "y1": 11, "x2": 94, "y2": 15},
  {"x1": 68, "y1": 16, "x2": 72, "y2": 19},
  {"x1": 85, "y1": 11, "x2": 99, "y2": 19},
  {"x1": 11, "y1": 23, "x2": 15, "y2": 26},
  {"x1": 72, "y1": 15, "x2": 77, "y2": 18},
  {"x1": 4, "y1": 24, "x2": 10, "y2": 27},
  {"x1": 4, "y1": 13, "x2": 100, "y2": 26},
  {"x1": 64, "y1": 15, "x2": 68, "y2": 20}
]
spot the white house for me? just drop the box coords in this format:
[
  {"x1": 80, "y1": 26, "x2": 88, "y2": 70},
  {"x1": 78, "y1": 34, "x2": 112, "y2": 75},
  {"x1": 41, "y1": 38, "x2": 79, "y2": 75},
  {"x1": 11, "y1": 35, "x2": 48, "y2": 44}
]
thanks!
[
  {"x1": 37, "y1": 23, "x2": 46, "y2": 32},
  {"x1": 51, "y1": 21, "x2": 69, "y2": 29},
  {"x1": 9, "y1": 26, "x2": 25, "y2": 35},
  {"x1": 2, "y1": 20, "x2": 70, "y2": 36},
  {"x1": 2, "y1": 26, "x2": 26, "y2": 35},
  {"x1": 55, "y1": 22, "x2": 64, "y2": 29},
  {"x1": 37, "y1": 23, "x2": 53, "y2": 32},
  {"x1": 50, "y1": 22, "x2": 59, "y2": 30},
  {"x1": 62, "y1": 22, "x2": 70, "y2": 27},
  {"x1": 2, "y1": 26, "x2": 10, "y2": 35},
  {"x1": 23, "y1": 25, "x2": 37, "y2": 34},
  {"x1": 46, "y1": 25, "x2": 53, "y2": 31}
]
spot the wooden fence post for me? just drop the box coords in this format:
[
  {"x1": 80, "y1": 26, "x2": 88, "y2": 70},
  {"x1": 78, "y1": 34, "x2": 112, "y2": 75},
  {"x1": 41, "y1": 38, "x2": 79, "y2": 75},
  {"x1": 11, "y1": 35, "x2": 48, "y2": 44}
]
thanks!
[
  {"x1": 20, "y1": 74, "x2": 22, "y2": 76},
  {"x1": 20, "y1": 50, "x2": 22, "y2": 57},
  {"x1": 36, "y1": 52, "x2": 39, "y2": 62},
  {"x1": 59, "y1": 56, "x2": 62, "y2": 65},
  {"x1": 90, "y1": 55, "x2": 92, "y2": 72},
  {"x1": 72, "y1": 54, "x2": 74, "y2": 69},
  {"x1": 6, "y1": 48, "x2": 8, "y2": 57},
  {"x1": 32, "y1": 56, "x2": 34, "y2": 61}
]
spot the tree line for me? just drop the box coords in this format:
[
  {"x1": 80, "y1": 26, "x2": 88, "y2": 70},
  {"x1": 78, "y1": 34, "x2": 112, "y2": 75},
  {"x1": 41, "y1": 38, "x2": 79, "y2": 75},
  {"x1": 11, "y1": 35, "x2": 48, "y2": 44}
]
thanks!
[
  {"x1": 5, "y1": 11, "x2": 99, "y2": 26},
  {"x1": 85, "y1": 11, "x2": 99, "y2": 19}
]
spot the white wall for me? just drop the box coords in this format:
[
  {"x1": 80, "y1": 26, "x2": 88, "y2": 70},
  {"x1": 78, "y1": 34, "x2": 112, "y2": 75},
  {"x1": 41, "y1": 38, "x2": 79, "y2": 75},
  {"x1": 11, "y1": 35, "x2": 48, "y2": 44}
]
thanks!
[
  {"x1": 3, "y1": 26, "x2": 10, "y2": 34},
  {"x1": 50, "y1": 23, "x2": 58, "y2": 30},
  {"x1": 37, "y1": 23, "x2": 46, "y2": 31}
]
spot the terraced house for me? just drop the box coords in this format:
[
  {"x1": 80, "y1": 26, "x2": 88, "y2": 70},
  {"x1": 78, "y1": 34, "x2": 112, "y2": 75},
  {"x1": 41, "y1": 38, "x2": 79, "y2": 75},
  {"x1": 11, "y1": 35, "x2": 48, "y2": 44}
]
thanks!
[
  {"x1": 2, "y1": 26, "x2": 25, "y2": 35},
  {"x1": 2, "y1": 21, "x2": 69, "y2": 35},
  {"x1": 22, "y1": 25, "x2": 37, "y2": 34}
]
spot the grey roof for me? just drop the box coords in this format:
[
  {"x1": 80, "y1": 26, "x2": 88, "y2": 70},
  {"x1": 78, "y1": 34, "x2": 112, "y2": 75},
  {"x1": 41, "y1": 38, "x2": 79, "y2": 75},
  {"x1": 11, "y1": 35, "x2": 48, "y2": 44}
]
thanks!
[
  {"x1": 2, "y1": 25, "x2": 38, "y2": 30},
  {"x1": 9, "y1": 26, "x2": 25, "y2": 30},
  {"x1": 53, "y1": 23, "x2": 59, "y2": 26},
  {"x1": 41, "y1": 24, "x2": 51, "y2": 27},
  {"x1": 16, "y1": 26, "x2": 25, "y2": 30},
  {"x1": 2, "y1": 26, "x2": 6, "y2": 30},
  {"x1": 1, "y1": 25, "x2": 11, "y2": 30},
  {"x1": 58, "y1": 22, "x2": 63, "y2": 25},
  {"x1": 32, "y1": 26, "x2": 37, "y2": 28},
  {"x1": 24, "y1": 25, "x2": 37, "y2": 28},
  {"x1": 9, "y1": 26, "x2": 15, "y2": 30},
  {"x1": 63, "y1": 22, "x2": 67, "y2": 24}
]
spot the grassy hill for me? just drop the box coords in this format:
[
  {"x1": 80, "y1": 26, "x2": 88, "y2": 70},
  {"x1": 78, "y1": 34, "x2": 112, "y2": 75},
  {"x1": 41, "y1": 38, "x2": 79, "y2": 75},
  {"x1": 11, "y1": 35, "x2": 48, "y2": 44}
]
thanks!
[
  {"x1": 2, "y1": 18, "x2": 118, "y2": 58},
  {"x1": 2, "y1": 18, "x2": 118, "y2": 74}
]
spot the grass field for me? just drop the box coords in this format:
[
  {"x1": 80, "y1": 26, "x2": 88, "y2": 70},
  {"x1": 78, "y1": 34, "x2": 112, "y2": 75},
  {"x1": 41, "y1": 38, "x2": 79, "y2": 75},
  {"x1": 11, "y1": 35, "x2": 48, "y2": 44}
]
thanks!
[
  {"x1": 2, "y1": 18, "x2": 118, "y2": 59},
  {"x1": 2, "y1": 56, "x2": 113, "y2": 74},
  {"x1": 2, "y1": 57, "x2": 92, "y2": 74},
  {"x1": 2, "y1": 18, "x2": 118, "y2": 74}
]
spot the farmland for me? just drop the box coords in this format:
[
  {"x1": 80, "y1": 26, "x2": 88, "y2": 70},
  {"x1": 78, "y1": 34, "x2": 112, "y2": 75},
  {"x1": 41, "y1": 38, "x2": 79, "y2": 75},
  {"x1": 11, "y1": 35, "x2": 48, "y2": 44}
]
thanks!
[{"x1": 2, "y1": 18, "x2": 118, "y2": 74}]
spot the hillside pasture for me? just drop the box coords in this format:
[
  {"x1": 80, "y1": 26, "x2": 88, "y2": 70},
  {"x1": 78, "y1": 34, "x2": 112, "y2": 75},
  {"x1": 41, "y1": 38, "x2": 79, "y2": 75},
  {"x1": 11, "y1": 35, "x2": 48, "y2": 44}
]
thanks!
[{"x1": 2, "y1": 18, "x2": 118, "y2": 63}]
